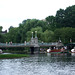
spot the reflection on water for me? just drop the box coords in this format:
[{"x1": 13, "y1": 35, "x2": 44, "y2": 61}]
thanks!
[
  {"x1": 0, "y1": 53, "x2": 75, "y2": 75},
  {"x1": 71, "y1": 53, "x2": 75, "y2": 56}
]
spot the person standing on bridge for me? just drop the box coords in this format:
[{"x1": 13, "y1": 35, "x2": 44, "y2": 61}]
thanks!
[
  {"x1": 6, "y1": 42, "x2": 7, "y2": 45},
  {"x1": 42, "y1": 41, "x2": 43, "y2": 44}
]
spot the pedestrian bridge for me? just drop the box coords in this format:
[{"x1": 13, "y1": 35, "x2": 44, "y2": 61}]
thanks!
[
  {"x1": 0, "y1": 42, "x2": 59, "y2": 48},
  {"x1": 0, "y1": 34, "x2": 63, "y2": 54}
]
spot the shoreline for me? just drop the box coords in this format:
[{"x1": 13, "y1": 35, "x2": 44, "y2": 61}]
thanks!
[{"x1": 0, "y1": 54, "x2": 29, "y2": 59}]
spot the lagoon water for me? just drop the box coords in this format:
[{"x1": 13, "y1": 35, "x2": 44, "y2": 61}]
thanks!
[{"x1": 0, "y1": 53, "x2": 75, "y2": 75}]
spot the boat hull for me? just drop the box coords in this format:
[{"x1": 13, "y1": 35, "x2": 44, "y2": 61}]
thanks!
[{"x1": 50, "y1": 49, "x2": 62, "y2": 53}]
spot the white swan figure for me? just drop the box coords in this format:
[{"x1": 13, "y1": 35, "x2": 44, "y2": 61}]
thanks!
[
  {"x1": 71, "y1": 49, "x2": 75, "y2": 53},
  {"x1": 47, "y1": 49, "x2": 51, "y2": 53}
]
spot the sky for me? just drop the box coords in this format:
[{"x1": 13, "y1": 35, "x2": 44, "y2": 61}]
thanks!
[{"x1": 0, "y1": 0, "x2": 75, "y2": 31}]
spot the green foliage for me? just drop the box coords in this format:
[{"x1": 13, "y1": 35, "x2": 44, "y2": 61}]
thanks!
[
  {"x1": 54, "y1": 27, "x2": 75, "y2": 43},
  {"x1": 1, "y1": 5, "x2": 75, "y2": 44},
  {"x1": 55, "y1": 5, "x2": 75, "y2": 28},
  {"x1": 43, "y1": 30, "x2": 54, "y2": 42},
  {"x1": 55, "y1": 9, "x2": 65, "y2": 28},
  {"x1": 0, "y1": 26, "x2": 5, "y2": 42},
  {"x1": 26, "y1": 26, "x2": 54, "y2": 42},
  {"x1": 46, "y1": 16, "x2": 56, "y2": 30},
  {"x1": 0, "y1": 34, "x2": 5, "y2": 42},
  {"x1": 19, "y1": 19, "x2": 47, "y2": 32},
  {"x1": 6, "y1": 27, "x2": 20, "y2": 43},
  {"x1": 0, "y1": 26, "x2": 2, "y2": 32},
  {"x1": 26, "y1": 27, "x2": 43, "y2": 41}
]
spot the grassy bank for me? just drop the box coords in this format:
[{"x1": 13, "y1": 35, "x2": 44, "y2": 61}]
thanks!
[{"x1": 0, "y1": 54, "x2": 29, "y2": 59}]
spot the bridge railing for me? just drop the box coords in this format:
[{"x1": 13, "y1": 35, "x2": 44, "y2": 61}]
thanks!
[
  {"x1": 0, "y1": 42, "x2": 59, "y2": 47},
  {"x1": 39, "y1": 42, "x2": 58, "y2": 45},
  {"x1": 0, "y1": 42, "x2": 31, "y2": 46}
]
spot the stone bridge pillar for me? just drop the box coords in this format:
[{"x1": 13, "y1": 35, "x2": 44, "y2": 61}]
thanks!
[{"x1": 30, "y1": 31, "x2": 40, "y2": 54}]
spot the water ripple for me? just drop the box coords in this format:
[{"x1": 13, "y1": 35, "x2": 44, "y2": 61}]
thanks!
[{"x1": 0, "y1": 53, "x2": 75, "y2": 75}]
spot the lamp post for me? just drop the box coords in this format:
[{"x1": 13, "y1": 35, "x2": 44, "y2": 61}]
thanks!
[
  {"x1": 35, "y1": 31, "x2": 37, "y2": 38},
  {"x1": 59, "y1": 37, "x2": 61, "y2": 43},
  {"x1": 70, "y1": 38, "x2": 72, "y2": 43},
  {"x1": 32, "y1": 32, "x2": 33, "y2": 39}
]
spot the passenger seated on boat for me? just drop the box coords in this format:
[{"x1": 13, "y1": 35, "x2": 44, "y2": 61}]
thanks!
[
  {"x1": 61, "y1": 47, "x2": 64, "y2": 52},
  {"x1": 74, "y1": 47, "x2": 75, "y2": 50},
  {"x1": 56, "y1": 47, "x2": 58, "y2": 50},
  {"x1": 53, "y1": 47, "x2": 56, "y2": 49},
  {"x1": 64, "y1": 46, "x2": 67, "y2": 50}
]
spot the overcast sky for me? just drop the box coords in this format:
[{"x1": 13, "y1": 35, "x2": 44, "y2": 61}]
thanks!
[{"x1": 0, "y1": 0, "x2": 75, "y2": 31}]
